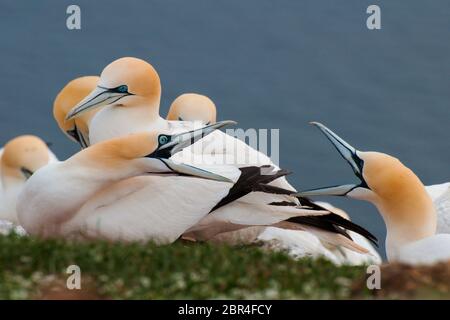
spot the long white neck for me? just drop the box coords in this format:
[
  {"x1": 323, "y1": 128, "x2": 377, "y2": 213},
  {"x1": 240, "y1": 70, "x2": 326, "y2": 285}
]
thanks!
[
  {"x1": 89, "y1": 101, "x2": 167, "y2": 145},
  {"x1": 372, "y1": 195, "x2": 437, "y2": 260}
]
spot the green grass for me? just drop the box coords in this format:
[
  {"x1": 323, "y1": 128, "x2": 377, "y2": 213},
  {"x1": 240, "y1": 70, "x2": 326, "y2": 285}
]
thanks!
[
  {"x1": 2, "y1": 234, "x2": 449, "y2": 299},
  {"x1": 0, "y1": 233, "x2": 371, "y2": 299}
]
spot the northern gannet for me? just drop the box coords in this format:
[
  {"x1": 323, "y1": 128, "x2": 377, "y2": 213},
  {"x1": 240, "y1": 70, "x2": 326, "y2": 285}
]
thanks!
[
  {"x1": 165, "y1": 92, "x2": 381, "y2": 264},
  {"x1": 16, "y1": 123, "x2": 374, "y2": 252},
  {"x1": 167, "y1": 93, "x2": 217, "y2": 124},
  {"x1": 17, "y1": 122, "x2": 232, "y2": 239},
  {"x1": 53, "y1": 76, "x2": 100, "y2": 149},
  {"x1": 298, "y1": 122, "x2": 450, "y2": 265},
  {"x1": 64, "y1": 57, "x2": 280, "y2": 169},
  {"x1": 65, "y1": 57, "x2": 380, "y2": 256},
  {"x1": 56, "y1": 81, "x2": 371, "y2": 260},
  {"x1": 66, "y1": 57, "x2": 378, "y2": 258},
  {"x1": 0, "y1": 135, "x2": 57, "y2": 234}
]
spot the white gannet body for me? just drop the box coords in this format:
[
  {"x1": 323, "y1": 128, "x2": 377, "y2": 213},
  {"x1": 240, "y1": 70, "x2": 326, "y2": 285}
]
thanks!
[
  {"x1": 165, "y1": 92, "x2": 381, "y2": 264},
  {"x1": 17, "y1": 126, "x2": 230, "y2": 240},
  {"x1": 65, "y1": 57, "x2": 379, "y2": 259},
  {"x1": 0, "y1": 135, "x2": 57, "y2": 234},
  {"x1": 429, "y1": 183, "x2": 450, "y2": 234},
  {"x1": 17, "y1": 126, "x2": 373, "y2": 252},
  {"x1": 299, "y1": 123, "x2": 450, "y2": 265}
]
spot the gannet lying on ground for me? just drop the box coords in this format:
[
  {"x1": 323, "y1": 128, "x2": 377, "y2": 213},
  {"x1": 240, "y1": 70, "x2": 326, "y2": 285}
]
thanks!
[
  {"x1": 0, "y1": 135, "x2": 57, "y2": 235},
  {"x1": 165, "y1": 93, "x2": 381, "y2": 265},
  {"x1": 17, "y1": 123, "x2": 375, "y2": 255},
  {"x1": 63, "y1": 57, "x2": 378, "y2": 261}
]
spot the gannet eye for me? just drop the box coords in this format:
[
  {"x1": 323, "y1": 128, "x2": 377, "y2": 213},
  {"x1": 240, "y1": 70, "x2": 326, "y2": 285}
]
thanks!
[
  {"x1": 117, "y1": 85, "x2": 128, "y2": 93},
  {"x1": 158, "y1": 135, "x2": 169, "y2": 145}
]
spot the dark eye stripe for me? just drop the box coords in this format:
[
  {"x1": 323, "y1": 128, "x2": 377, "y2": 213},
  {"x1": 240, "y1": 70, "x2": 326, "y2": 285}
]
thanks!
[{"x1": 98, "y1": 85, "x2": 129, "y2": 94}]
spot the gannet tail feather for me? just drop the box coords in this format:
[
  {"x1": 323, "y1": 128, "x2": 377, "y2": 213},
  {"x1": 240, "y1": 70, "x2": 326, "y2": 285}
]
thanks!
[
  {"x1": 257, "y1": 184, "x2": 378, "y2": 246},
  {"x1": 313, "y1": 212, "x2": 378, "y2": 246},
  {"x1": 285, "y1": 214, "x2": 352, "y2": 240},
  {"x1": 210, "y1": 165, "x2": 291, "y2": 212}
]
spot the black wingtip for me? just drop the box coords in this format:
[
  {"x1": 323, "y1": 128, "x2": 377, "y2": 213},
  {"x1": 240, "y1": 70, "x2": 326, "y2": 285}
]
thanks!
[
  {"x1": 262, "y1": 189, "x2": 379, "y2": 246},
  {"x1": 210, "y1": 166, "x2": 292, "y2": 212},
  {"x1": 295, "y1": 197, "x2": 378, "y2": 246},
  {"x1": 289, "y1": 216, "x2": 354, "y2": 241},
  {"x1": 321, "y1": 213, "x2": 378, "y2": 247}
]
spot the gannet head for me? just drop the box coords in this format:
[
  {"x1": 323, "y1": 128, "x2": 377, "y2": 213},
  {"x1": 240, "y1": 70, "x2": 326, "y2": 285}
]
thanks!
[
  {"x1": 167, "y1": 93, "x2": 217, "y2": 124},
  {"x1": 78, "y1": 121, "x2": 235, "y2": 182},
  {"x1": 297, "y1": 122, "x2": 436, "y2": 243},
  {"x1": 53, "y1": 76, "x2": 99, "y2": 148},
  {"x1": 65, "y1": 57, "x2": 161, "y2": 121},
  {"x1": 1, "y1": 135, "x2": 50, "y2": 184}
]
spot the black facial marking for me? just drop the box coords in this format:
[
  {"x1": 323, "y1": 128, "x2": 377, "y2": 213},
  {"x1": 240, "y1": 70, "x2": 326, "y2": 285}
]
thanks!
[
  {"x1": 98, "y1": 85, "x2": 133, "y2": 95},
  {"x1": 67, "y1": 128, "x2": 81, "y2": 144},
  {"x1": 352, "y1": 154, "x2": 365, "y2": 180},
  {"x1": 21, "y1": 167, "x2": 34, "y2": 179},
  {"x1": 66, "y1": 126, "x2": 88, "y2": 149},
  {"x1": 145, "y1": 134, "x2": 173, "y2": 159}
]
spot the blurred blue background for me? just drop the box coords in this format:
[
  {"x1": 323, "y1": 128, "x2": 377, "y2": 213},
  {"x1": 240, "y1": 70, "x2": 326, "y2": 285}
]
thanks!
[{"x1": 0, "y1": 0, "x2": 449, "y2": 258}]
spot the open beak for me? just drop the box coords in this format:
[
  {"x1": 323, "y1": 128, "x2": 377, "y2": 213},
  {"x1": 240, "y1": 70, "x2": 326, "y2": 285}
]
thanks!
[
  {"x1": 295, "y1": 122, "x2": 369, "y2": 197},
  {"x1": 159, "y1": 120, "x2": 237, "y2": 156},
  {"x1": 149, "y1": 120, "x2": 237, "y2": 183},
  {"x1": 66, "y1": 86, "x2": 132, "y2": 120}
]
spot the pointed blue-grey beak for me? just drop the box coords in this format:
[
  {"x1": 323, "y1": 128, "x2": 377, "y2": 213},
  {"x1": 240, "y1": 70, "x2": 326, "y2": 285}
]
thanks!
[
  {"x1": 147, "y1": 120, "x2": 237, "y2": 183},
  {"x1": 66, "y1": 85, "x2": 133, "y2": 120},
  {"x1": 295, "y1": 122, "x2": 369, "y2": 197},
  {"x1": 159, "y1": 120, "x2": 237, "y2": 156}
]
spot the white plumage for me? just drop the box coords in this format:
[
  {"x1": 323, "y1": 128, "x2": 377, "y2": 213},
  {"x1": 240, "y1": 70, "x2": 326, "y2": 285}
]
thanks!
[{"x1": 58, "y1": 58, "x2": 379, "y2": 261}]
